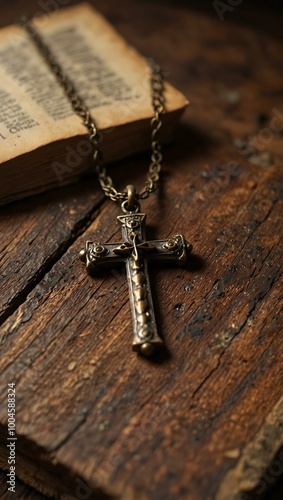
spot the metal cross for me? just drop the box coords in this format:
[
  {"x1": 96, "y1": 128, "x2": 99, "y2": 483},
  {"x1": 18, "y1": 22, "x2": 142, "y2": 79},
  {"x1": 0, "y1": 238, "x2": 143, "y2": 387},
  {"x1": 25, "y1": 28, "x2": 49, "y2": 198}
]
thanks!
[{"x1": 79, "y1": 211, "x2": 192, "y2": 356}]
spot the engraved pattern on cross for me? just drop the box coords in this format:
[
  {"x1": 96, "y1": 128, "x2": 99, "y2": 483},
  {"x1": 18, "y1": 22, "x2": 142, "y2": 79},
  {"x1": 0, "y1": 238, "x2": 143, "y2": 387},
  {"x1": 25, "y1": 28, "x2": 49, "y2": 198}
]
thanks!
[{"x1": 79, "y1": 212, "x2": 192, "y2": 356}]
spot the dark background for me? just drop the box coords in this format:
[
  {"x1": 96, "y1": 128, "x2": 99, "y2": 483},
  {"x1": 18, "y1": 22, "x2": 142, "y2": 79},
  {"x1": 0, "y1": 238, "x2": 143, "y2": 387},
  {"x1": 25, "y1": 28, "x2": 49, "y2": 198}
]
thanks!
[{"x1": 2, "y1": 0, "x2": 283, "y2": 36}]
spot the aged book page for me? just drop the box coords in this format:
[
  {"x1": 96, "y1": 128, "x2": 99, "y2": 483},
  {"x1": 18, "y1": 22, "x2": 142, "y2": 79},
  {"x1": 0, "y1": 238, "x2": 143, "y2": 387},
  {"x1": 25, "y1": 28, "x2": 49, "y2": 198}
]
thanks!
[{"x1": 0, "y1": 3, "x2": 188, "y2": 164}]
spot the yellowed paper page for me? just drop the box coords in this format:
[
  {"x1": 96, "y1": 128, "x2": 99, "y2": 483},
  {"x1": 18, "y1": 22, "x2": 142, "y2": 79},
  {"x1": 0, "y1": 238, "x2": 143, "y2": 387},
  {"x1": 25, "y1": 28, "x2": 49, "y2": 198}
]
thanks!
[{"x1": 0, "y1": 3, "x2": 188, "y2": 164}]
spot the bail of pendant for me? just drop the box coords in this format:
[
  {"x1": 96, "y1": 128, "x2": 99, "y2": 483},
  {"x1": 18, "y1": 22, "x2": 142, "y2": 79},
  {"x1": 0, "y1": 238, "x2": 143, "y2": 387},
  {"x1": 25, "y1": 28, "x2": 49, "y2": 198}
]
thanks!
[{"x1": 121, "y1": 185, "x2": 140, "y2": 213}]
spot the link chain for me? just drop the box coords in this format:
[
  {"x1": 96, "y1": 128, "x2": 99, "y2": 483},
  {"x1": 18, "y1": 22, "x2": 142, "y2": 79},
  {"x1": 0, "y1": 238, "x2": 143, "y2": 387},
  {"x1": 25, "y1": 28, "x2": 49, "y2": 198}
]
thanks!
[{"x1": 21, "y1": 18, "x2": 164, "y2": 204}]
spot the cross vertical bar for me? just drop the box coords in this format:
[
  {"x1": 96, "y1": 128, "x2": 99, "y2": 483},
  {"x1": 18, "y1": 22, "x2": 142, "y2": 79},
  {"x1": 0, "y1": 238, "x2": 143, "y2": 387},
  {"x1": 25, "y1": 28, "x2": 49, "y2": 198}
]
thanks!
[
  {"x1": 79, "y1": 210, "x2": 192, "y2": 357},
  {"x1": 117, "y1": 213, "x2": 163, "y2": 356}
]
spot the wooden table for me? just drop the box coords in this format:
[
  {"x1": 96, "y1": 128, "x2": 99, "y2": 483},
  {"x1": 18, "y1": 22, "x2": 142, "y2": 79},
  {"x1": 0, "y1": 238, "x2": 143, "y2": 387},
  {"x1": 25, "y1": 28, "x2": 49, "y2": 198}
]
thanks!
[{"x1": 0, "y1": 1, "x2": 283, "y2": 499}]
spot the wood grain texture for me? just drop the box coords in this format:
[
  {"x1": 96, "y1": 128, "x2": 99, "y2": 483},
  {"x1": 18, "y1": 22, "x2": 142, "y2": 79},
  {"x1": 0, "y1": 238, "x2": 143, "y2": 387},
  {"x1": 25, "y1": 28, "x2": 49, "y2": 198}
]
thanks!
[
  {"x1": 0, "y1": 1, "x2": 283, "y2": 499},
  {"x1": 0, "y1": 179, "x2": 104, "y2": 325}
]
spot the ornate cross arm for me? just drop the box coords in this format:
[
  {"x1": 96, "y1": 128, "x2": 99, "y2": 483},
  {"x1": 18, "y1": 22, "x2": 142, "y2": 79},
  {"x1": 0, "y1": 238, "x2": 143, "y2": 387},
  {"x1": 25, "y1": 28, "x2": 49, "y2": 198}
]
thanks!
[
  {"x1": 79, "y1": 234, "x2": 191, "y2": 274},
  {"x1": 79, "y1": 212, "x2": 192, "y2": 356}
]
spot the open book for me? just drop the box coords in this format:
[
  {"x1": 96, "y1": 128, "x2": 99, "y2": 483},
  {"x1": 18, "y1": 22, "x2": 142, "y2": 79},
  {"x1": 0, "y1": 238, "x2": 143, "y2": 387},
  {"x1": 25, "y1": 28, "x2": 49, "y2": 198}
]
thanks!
[{"x1": 0, "y1": 3, "x2": 188, "y2": 205}]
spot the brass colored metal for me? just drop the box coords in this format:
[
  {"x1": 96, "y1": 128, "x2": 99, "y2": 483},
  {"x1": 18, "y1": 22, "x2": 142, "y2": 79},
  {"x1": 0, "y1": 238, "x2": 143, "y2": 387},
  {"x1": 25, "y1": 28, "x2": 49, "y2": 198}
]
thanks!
[
  {"x1": 121, "y1": 200, "x2": 141, "y2": 214},
  {"x1": 21, "y1": 18, "x2": 164, "y2": 204},
  {"x1": 79, "y1": 249, "x2": 86, "y2": 262},
  {"x1": 21, "y1": 17, "x2": 193, "y2": 357},
  {"x1": 79, "y1": 211, "x2": 192, "y2": 356},
  {"x1": 140, "y1": 342, "x2": 155, "y2": 357},
  {"x1": 126, "y1": 185, "x2": 137, "y2": 212},
  {"x1": 164, "y1": 239, "x2": 180, "y2": 251}
]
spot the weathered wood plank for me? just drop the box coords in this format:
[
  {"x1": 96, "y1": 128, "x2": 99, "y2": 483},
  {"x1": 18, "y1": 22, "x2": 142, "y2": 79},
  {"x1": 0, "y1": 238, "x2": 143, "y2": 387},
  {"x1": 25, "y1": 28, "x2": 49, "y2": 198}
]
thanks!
[
  {"x1": 0, "y1": 178, "x2": 104, "y2": 325},
  {"x1": 0, "y1": 1, "x2": 283, "y2": 499},
  {"x1": 0, "y1": 151, "x2": 282, "y2": 499}
]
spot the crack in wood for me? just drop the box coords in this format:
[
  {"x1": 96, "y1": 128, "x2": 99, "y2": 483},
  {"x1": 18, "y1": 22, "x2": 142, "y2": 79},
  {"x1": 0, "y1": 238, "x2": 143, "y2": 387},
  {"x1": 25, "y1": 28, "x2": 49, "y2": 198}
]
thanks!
[{"x1": 0, "y1": 198, "x2": 106, "y2": 327}]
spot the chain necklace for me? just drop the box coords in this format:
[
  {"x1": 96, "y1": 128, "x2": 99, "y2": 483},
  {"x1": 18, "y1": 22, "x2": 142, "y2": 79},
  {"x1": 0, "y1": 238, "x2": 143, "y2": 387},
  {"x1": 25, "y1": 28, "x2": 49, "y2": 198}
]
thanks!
[{"x1": 22, "y1": 17, "x2": 192, "y2": 357}]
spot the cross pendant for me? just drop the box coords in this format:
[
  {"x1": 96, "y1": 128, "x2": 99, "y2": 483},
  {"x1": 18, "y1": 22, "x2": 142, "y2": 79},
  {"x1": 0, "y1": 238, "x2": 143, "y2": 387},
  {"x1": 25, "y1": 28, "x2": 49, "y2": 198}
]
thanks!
[{"x1": 79, "y1": 209, "x2": 192, "y2": 356}]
